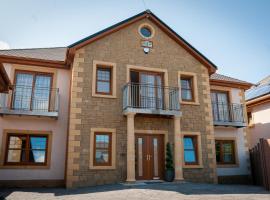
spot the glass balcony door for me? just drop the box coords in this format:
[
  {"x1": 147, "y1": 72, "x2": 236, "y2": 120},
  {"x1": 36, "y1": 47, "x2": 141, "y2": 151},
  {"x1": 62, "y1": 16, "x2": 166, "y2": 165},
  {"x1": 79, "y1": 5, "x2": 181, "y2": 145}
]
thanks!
[
  {"x1": 13, "y1": 71, "x2": 52, "y2": 112},
  {"x1": 211, "y1": 91, "x2": 230, "y2": 121},
  {"x1": 130, "y1": 70, "x2": 164, "y2": 110}
]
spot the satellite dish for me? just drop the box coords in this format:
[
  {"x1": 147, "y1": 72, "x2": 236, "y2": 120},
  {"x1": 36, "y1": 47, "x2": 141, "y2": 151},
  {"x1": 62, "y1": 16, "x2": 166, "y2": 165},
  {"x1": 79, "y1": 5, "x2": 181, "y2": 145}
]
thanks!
[{"x1": 143, "y1": 47, "x2": 150, "y2": 54}]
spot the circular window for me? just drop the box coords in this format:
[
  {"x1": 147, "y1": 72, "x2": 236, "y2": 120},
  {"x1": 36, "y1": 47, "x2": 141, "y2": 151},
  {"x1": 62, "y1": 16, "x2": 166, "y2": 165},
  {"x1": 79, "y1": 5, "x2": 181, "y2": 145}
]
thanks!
[{"x1": 140, "y1": 26, "x2": 152, "y2": 38}]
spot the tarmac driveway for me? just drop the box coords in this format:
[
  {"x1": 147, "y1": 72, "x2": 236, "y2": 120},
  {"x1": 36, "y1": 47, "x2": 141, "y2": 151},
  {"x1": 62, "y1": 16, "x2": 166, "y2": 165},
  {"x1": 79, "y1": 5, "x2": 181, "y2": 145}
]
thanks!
[{"x1": 0, "y1": 182, "x2": 269, "y2": 200}]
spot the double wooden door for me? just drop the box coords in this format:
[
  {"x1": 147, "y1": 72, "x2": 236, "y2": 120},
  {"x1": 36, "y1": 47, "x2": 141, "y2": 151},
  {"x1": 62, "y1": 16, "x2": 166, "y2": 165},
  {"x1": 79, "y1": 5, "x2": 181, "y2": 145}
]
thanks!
[{"x1": 135, "y1": 134, "x2": 164, "y2": 180}]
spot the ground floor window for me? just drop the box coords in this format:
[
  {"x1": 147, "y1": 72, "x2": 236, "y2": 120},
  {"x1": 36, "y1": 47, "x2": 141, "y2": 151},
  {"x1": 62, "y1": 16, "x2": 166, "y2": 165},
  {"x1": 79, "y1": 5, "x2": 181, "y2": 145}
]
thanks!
[
  {"x1": 94, "y1": 132, "x2": 112, "y2": 166},
  {"x1": 89, "y1": 128, "x2": 116, "y2": 169},
  {"x1": 183, "y1": 136, "x2": 198, "y2": 165},
  {"x1": 215, "y1": 140, "x2": 236, "y2": 164},
  {"x1": 5, "y1": 133, "x2": 48, "y2": 165}
]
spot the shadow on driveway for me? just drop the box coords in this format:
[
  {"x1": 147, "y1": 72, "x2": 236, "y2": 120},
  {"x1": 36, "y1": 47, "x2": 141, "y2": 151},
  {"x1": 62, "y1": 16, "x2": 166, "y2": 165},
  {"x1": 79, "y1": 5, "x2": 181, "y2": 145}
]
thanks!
[{"x1": 0, "y1": 182, "x2": 269, "y2": 199}]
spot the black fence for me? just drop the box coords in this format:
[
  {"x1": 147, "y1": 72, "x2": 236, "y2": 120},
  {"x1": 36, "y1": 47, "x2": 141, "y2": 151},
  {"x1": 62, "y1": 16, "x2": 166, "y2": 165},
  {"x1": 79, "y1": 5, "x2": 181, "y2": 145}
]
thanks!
[
  {"x1": 212, "y1": 102, "x2": 245, "y2": 123},
  {"x1": 123, "y1": 83, "x2": 179, "y2": 111},
  {"x1": 1, "y1": 85, "x2": 59, "y2": 112}
]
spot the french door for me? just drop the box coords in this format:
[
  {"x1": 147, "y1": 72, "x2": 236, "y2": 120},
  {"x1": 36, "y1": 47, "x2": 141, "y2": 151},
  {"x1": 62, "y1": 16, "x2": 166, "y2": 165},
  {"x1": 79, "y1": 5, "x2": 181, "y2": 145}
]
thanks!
[
  {"x1": 130, "y1": 70, "x2": 164, "y2": 109},
  {"x1": 13, "y1": 71, "x2": 52, "y2": 111},
  {"x1": 211, "y1": 91, "x2": 230, "y2": 121},
  {"x1": 135, "y1": 134, "x2": 164, "y2": 180}
]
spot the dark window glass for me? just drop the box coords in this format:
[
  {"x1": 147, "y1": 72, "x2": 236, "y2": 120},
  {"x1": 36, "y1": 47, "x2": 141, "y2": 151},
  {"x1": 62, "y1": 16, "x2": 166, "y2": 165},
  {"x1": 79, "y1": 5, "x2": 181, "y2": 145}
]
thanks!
[
  {"x1": 96, "y1": 67, "x2": 111, "y2": 94},
  {"x1": 94, "y1": 133, "x2": 111, "y2": 166},
  {"x1": 181, "y1": 77, "x2": 193, "y2": 101},
  {"x1": 183, "y1": 136, "x2": 197, "y2": 164},
  {"x1": 215, "y1": 140, "x2": 235, "y2": 164},
  {"x1": 140, "y1": 27, "x2": 152, "y2": 38}
]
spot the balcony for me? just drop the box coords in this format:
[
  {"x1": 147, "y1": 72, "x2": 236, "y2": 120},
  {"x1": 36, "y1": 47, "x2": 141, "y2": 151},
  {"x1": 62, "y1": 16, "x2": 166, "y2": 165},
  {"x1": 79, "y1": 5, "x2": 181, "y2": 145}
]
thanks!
[
  {"x1": 122, "y1": 83, "x2": 181, "y2": 116},
  {"x1": 0, "y1": 85, "x2": 59, "y2": 118},
  {"x1": 212, "y1": 102, "x2": 246, "y2": 127}
]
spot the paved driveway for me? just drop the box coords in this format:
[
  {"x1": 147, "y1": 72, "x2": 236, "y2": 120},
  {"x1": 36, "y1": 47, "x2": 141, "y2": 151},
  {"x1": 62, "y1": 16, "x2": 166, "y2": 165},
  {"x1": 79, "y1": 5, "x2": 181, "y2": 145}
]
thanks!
[{"x1": 0, "y1": 182, "x2": 269, "y2": 200}]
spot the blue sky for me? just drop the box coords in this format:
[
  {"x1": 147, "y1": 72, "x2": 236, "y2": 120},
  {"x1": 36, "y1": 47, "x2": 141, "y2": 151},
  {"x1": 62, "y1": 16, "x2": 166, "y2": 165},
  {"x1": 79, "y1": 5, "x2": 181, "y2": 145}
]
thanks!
[{"x1": 0, "y1": 0, "x2": 269, "y2": 83}]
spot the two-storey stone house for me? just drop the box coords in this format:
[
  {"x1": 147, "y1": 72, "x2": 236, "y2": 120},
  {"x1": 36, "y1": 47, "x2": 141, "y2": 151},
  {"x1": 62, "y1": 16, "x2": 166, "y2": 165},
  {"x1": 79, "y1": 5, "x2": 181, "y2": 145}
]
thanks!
[{"x1": 0, "y1": 10, "x2": 252, "y2": 187}]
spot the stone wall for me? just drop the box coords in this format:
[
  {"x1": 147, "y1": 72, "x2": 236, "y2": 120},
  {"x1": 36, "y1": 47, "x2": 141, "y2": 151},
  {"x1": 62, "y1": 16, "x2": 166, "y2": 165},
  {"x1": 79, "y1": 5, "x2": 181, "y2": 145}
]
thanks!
[{"x1": 66, "y1": 18, "x2": 217, "y2": 187}]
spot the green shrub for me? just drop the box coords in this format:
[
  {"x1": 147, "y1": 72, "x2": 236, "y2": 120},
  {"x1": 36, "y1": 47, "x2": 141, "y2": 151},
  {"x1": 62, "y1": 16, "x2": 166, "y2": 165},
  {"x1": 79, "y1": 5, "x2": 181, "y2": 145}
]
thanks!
[{"x1": 165, "y1": 142, "x2": 174, "y2": 170}]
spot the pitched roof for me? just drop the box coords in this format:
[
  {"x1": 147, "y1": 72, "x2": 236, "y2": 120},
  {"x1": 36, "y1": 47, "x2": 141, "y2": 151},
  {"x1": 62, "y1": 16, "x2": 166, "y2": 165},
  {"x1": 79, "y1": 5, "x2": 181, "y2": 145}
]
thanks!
[
  {"x1": 210, "y1": 73, "x2": 253, "y2": 90},
  {"x1": 0, "y1": 47, "x2": 67, "y2": 62},
  {"x1": 210, "y1": 73, "x2": 251, "y2": 85},
  {"x1": 0, "y1": 10, "x2": 219, "y2": 72},
  {"x1": 246, "y1": 75, "x2": 270, "y2": 101},
  {"x1": 68, "y1": 10, "x2": 217, "y2": 73}
]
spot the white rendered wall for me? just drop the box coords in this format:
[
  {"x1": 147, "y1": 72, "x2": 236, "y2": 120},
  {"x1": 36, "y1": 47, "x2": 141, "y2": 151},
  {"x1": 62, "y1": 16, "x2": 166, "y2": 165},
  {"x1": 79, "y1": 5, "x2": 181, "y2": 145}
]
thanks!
[{"x1": 214, "y1": 88, "x2": 249, "y2": 176}]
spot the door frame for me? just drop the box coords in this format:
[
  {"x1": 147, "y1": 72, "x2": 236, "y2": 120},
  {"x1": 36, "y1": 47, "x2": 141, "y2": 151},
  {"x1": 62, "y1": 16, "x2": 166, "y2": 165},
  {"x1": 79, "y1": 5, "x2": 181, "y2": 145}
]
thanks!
[
  {"x1": 134, "y1": 130, "x2": 168, "y2": 180},
  {"x1": 130, "y1": 69, "x2": 165, "y2": 109}
]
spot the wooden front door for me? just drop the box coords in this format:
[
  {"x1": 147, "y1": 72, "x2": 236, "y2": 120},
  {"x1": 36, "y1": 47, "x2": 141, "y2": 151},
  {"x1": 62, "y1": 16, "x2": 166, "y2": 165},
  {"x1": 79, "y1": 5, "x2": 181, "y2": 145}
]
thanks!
[{"x1": 135, "y1": 134, "x2": 164, "y2": 180}]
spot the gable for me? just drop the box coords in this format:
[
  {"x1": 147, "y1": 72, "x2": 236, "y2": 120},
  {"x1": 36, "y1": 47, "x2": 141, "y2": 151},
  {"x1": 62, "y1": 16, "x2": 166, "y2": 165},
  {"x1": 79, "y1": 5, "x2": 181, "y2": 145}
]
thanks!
[{"x1": 67, "y1": 10, "x2": 217, "y2": 74}]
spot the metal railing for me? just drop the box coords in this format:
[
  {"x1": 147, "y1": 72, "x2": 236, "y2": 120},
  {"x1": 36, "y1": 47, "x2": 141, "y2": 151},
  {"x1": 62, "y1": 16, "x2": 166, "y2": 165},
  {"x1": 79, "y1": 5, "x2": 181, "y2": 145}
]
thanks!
[
  {"x1": 123, "y1": 83, "x2": 180, "y2": 112},
  {"x1": 0, "y1": 85, "x2": 59, "y2": 113},
  {"x1": 211, "y1": 102, "x2": 245, "y2": 123}
]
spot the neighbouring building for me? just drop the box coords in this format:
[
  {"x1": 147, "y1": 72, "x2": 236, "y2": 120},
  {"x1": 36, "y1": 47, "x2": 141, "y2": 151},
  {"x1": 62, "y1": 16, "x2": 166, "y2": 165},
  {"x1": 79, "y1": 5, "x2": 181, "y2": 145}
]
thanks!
[
  {"x1": 0, "y1": 10, "x2": 252, "y2": 188},
  {"x1": 246, "y1": 75, "x2": 270, "y2": 148},
  {"x1": 210, "y1": 73, "x2": 252, "y2": 184}
]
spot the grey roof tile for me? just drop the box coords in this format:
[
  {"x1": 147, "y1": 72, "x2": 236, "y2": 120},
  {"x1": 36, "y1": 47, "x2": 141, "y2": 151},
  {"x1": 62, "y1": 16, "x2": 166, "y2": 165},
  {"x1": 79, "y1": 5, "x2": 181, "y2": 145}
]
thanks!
[
  {"x1": 210, "y1": 73, "x2": 252, "y2": 85},
  {"x1": 0, "y1": 47, "x2": 67, "y2": 62}
]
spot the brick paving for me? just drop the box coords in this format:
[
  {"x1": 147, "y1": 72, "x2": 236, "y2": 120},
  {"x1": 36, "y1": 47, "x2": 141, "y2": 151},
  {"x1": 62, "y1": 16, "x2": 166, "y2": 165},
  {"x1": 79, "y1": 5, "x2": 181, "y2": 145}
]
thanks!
[{"x1": 0, "y1": 182, "x2": 269, "y2": 200}]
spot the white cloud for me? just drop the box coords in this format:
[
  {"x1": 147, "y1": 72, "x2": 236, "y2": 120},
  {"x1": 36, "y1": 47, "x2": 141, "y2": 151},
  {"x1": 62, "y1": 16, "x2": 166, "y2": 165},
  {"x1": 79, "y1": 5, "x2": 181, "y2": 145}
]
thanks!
[{"x1": 0, "y1": 41, "x2": 10, "y2": 49}]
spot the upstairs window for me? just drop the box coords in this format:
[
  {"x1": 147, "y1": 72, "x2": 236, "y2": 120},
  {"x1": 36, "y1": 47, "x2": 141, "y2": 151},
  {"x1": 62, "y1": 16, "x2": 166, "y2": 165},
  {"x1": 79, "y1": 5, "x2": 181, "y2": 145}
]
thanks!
[
  {"x1": 96, "y1": 66, "x2": 112, "y2": 95},
  {"x1": 13, "y1": 71, "x2": 52, "y2": 111},
  {"x1": 138, "y1": 23, "x2": 155, "y2": 39},
  {"x1": 92, "y1": 61, "x2": 116, "y2": 98},
  {"x1": 5, "y1": 134, "x2": 48, "y2": 165},
  {"x1": 211, "y1": 91, "x2": 230, "y2": 122},
  {"x1": 181, "y1": 76, "x2": 194, "y2": 101}
]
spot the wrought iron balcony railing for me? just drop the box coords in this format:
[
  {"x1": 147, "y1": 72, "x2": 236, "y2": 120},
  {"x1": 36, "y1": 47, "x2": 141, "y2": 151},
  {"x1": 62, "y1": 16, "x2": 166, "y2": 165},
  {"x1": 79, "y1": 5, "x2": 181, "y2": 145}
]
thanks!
[
  {"x1": 0, "y1": 85, "x2": 59, "y2": 118},
  {"x1": 212, "y1": 102, "x2": 246, "y2": 127},
  {"x1": 123, "y1": 83, "x2": 180, "y2": 116}
]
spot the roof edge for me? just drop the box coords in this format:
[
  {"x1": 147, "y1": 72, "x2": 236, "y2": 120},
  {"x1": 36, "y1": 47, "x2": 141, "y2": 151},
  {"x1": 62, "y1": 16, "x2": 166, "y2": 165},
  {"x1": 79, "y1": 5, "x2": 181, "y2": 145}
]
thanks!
[
  {"x1": 246, "y1": 94, "x2": 270, "y2": 107},
  {"x1": 68, "y1": 10, "x2": 218, "y2": 74},
  {"x1": 0, "y1": 54, "x2": 68, "y2": 69},
  {"x1": 68, "y1": 11, "x2": 147, "y2": 48},
  {"x1": 210, "y1": 79, "x2": 253, "y2": 90}
]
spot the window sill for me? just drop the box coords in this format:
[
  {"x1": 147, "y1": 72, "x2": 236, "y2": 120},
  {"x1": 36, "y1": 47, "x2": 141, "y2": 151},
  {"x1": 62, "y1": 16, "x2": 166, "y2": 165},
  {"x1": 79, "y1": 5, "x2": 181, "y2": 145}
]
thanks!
[
  {"x1": 0, "y1": 164, "x2": 50, "y2": 169},
  {"x1": 180, "y1": 101, "x2": 200, "y2": 106},
  {"x1": 217, "y1": 164, "x2": 239, "y2": 168},
  {"x1": 89, "y1": 165, "x2": 116, "y2": 170},
  {"x1": 92, "y1": 93, "x2": 117, "y2": 99},
  {"x1": 183, "y1": 164, "x2": 203, "y2": 169}
]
